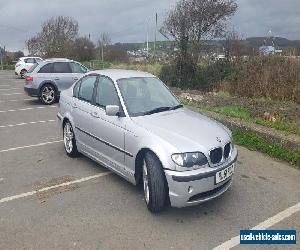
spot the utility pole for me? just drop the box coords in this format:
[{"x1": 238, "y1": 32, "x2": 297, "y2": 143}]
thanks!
[
  {"x1": 154, "y1": 13, "x2": 158, "y2": 61},
  {"x1": 0, "y1": 45, "x2": 4, "y2": 70}
]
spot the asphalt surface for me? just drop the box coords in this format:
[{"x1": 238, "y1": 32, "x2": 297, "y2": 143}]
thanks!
[{"x1": 0, "y1": 71, "x2": 299, "y2": 249}]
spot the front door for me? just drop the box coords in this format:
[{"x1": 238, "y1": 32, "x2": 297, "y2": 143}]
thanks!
[{"x1": 89, "y1": 76, "x2": 129, "y2": 175}]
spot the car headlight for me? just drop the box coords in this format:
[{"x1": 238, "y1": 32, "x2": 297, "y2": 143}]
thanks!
[{"x1": 171, "y1": 152, "x2": 208, "y2": 169}]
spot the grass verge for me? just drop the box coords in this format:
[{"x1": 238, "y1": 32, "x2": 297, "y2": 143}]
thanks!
[
  {"x1": 232, "y1": 129, "x2": 300, "y2": 168},
  {"x1": 181, "y1": 99, "x2": 300, "y2": 135}
]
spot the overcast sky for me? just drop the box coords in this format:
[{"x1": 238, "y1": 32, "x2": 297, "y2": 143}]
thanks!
[{"x1": 0, "y1": 0, "x2": 299, "y2": 51}]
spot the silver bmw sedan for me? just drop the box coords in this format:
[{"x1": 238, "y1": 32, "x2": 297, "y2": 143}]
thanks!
[{"x1": 57, "y1": 69, "x2": 238, "y2": 213}]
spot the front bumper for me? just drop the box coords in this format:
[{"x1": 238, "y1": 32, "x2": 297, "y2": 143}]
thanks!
[{"x1": 164, "y1": 147, "x2": 237, "y2": 208}]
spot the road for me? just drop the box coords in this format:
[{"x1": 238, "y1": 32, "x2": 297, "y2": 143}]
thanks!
[{"x1": 0, "y1": 71, "x2": 299, "y2": 249}]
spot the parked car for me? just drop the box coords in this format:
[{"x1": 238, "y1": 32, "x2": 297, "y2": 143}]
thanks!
[
  {"x1": 15, "y1": 56, "x2": 43, "y2": 78},
  {"x1": 24, "y1": 58, "x2": 88, "y2": 105},
  {"x1": 57, "y1": 69, "x2": 238, "y2": 213}
]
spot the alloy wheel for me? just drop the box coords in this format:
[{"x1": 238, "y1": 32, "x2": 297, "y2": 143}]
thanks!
[
  {"x1": 41, "y1": 86, "x2": 55, "y2": 104},
  {"x1": 143, "y1": 161, "x2": 150, "y2": 204},
  {"x1": 64, "y1": 123, "x2": 74, "y2": 154}
]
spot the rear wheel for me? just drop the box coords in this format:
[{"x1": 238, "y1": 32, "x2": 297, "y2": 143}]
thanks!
[
  {"x1": 20, "y1": 69, "x2": 27, "y2": 78},
  {"x1": 40, "y1": 84, "x2": 57, "y2": 105},
  {"x1": 143, "y1": 151, "x2": 167, "y2": 213},
  {"x1": 63, "y1": 121, "x2": 79, "y2": 158}
]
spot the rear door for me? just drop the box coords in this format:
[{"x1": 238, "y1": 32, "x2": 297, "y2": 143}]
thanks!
[
  {"x1": 52, "y1": 62, "x2": 74, "y2": 91},
  {"x1": 72, "y1": 75, "x2": 98, "y2": 154}
]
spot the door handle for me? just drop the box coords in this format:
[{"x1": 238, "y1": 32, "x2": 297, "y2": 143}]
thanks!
[
  {"x1": 74, "y1": 77, "x2": 78, "y2": 80},
  {"x1": 54, "y1": 77, "x2": 60, "y2": 81},
  {"x1": 90, "y1": 111, "x2": 99, "y2": 118}
]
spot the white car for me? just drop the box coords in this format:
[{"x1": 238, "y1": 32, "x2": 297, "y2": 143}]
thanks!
[{"x1": 15, "y1": 57, "x2": 43, "y2": 78}]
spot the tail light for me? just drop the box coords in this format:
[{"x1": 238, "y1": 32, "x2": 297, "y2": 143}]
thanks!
[{"x1": 25, "y1": 76, "x2": 33, "y2": 82}]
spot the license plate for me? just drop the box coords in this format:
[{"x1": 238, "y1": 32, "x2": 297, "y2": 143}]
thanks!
[{"x1": 215, "y1": 164, "x2": 234, "y2": 184}]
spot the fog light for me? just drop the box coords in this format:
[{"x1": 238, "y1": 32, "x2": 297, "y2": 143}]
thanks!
[{"x1": 188, "y1": 186, "x2": 193, "y2": 194}]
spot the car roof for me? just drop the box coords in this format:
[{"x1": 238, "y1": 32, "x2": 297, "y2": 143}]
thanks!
[
  {"x1": 87, "y1": 69, "x2": 155, "y2": 82},
  {"x1": 44, "y1": 58, "x2": 73, "y2": 62},
  {"x1": 19, "y1": 56, "x2": 42, "y2": 60}
]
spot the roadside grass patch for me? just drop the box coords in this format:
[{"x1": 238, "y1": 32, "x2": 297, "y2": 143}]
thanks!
[
  {"x1": 232, "y1": 129, "x2": 300, "y2": 168},
  {"x1": 181, "y1": 98, "x2": 300, "y2": 136}
]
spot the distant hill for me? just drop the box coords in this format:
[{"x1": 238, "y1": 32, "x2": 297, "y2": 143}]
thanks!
[
  {"x1": 113, "y1": 37, "x2": 300, "y2": 51},
  {"x1": 245, "y1": 37, "x2": 300, "y2": 48}
]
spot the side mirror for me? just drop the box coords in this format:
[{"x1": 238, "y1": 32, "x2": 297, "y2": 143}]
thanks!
[{"x1": 106, "y1": 105, "x2": 120, "y2": 116}]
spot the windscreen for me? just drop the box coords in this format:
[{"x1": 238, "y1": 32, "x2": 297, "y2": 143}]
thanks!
[{"x1": 117, "y1": 77, "x2": 181, "y2": 117}]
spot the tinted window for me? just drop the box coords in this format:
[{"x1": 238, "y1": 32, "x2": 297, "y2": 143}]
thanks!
[
  {"x1": 78, "y1": 76, "x2": 97, "y2": 102},
  {"x1": 95, "y1": 77, "x2": 119, "y2": 108},
  {"x1": 38, "y1": 63, "x2": 53, "y2": 73},
  {"x1": 70, "y1": 62, "x2": 87, "y2": 73},
  {"x1": 53, "y1": 62, "x2": 71, "y2": 73},
  {"x1": 73, "y1": 80, "x2": 81, "y2": 98}
]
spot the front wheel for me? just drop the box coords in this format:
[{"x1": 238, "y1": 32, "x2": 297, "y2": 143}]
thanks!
[
  {"x1": 40, "y1": 84, "x2": 57, "y2": 105},
  {"x1": 63, "y1": 121, "x2": 79, "y2": 158},
  {"x1": 143, "y1": 151, "x2": 167, "y2": 213}
]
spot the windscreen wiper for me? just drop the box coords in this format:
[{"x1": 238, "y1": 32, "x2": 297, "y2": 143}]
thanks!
[
  {"x1": 143, "y1": 106, "x2": 172, "y2": 115},
  {"x1": 169, "y1": 104, "x2": 183, "y2": 110},
  {"x1": 144, "y1": 104, "x2": 183, "y2": 115}
]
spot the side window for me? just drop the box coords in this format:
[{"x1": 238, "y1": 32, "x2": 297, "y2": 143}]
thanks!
[
  {"x1": 73, "y1": 80, "x2": 81, "y2": 98},
  {"x1": 78, "y1": 76, "x2": 97, "y2": 102},
  {"x1": 26, "y1": 58, "x2": 35, "y2": 63},
  {"x1": 95, "y1": 77, "x2": 120, "y2": 108},
  {"x1": 38, "y1": 63, "x2": 53, "y2": 73},
  {"x1": 70, "y1": 62, "x2": 87, "y2": 73},
  {"x1": 53, "y1": 62, "x2": 71, "y2": 73}
]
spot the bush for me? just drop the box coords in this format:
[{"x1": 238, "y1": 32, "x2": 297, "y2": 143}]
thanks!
[
  {"x1": 160, "y1": 60, "x2": 236, "y2": 90},
  {"x1": 224, "y1": 56, "x2": 300, "y2": 103},
  {"x1": 0, "y1": 64, "x2": 15, "y2": 70}
]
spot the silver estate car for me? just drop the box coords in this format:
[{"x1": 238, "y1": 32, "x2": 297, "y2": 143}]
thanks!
[
  {"x1": 24, "y1": 58, "x2": 88, "y2": 105},
  {"x1": 57, "y1": 69, "x2": 238, "y2": 212}
]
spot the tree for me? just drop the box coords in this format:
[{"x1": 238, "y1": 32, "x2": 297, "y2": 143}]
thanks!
[
  {"x1": 105, "y1": 45, "x2": 129, "y2": 63},
  {"x1": 26, "y1": 16, "x2": 79, "y2": 58},
  {"x1": 96, "y1": 32, "x2": 112, "y2": 61},
  {"x1": 161, "y1": 0, "x2": 237, "y2": 62},
  {"x1": 161, "y1": 0, "x2": 237, "y2": 87},
  {"x1": 70, "y1": 37, "x2": 96, "y2": 61}
]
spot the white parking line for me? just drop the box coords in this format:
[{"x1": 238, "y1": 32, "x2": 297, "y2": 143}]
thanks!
[
  {"x1": 0, "y1": 106, "x2": 57, "y2": 113},
  {"x1": 0, "y1": 98, "x2": 33, "y2": 103},
  {"x1": 0, "y1": 172, "x2": 112, "y2": 204},
  {"x1": 0, "y1": 88, "x2": 21, "y2": 91},
  {"x1": 0, "y1": 93, "x2": 22, "y2": 96},
  {"x1": 0, "y1": 140, "x2": 63, "y2": 153},
  {"x1": 213, "y1": 202, "x2": 300, "y2": 250},
  {"x1": 0, "y1": 120, "x2": 56, "y2": 128}
]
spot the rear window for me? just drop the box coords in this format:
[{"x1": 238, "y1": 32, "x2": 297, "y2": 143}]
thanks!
[{"x1": 38, "y1": 63, "x2": 53, "y2": 73}]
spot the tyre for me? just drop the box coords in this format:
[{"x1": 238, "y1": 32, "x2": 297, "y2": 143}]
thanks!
[
  {"x1": 143, "y1": 151, "x2": 167, "y2": 213},
  {"x1": 63, "y1": 120, "x2": 79, "y2": 158},
  {"x1": 40, "y1": 84, "x2": 57, "y2": 105},
  {"x1": 20, "y1": 69, "x2": 27, "y2": 78}
]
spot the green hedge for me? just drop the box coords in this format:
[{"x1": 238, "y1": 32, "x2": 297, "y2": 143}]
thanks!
[{"x1": 0, "y1": 64, "x2": 15, "y2": 70}]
